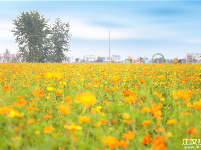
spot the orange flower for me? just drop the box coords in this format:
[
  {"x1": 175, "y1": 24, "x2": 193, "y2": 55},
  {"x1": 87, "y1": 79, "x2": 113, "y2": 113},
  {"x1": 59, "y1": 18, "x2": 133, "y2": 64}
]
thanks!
[
  {"x1": 33, "y1": 88, "x2": 44, "y2": 98},
  {"x1": 56, "y1": 89, "x2": 62, "y2": 96},
  {"x1": 124, "y1": 96, "x2": 138, "y2": 103},
  {"x1": 13, "y1": 96, "x2": 27, "y2": 107},
  {"x1": 154, "y1": 91, "x2": 162, "y2": 98},
  {"x1": 2, "y1": 84, "x2": 11, "y2": 91},
  {"x1": 122, "y1": 89, "x2": 136, "y2": 95},
  {"x1": 78, "y1": 116, "x2": 90, "y2": 124},
  {"x1": 27, "y1": 119, "x2": 35, "y2": 124},
  {"x1": 151, "y1": 135, "x2": 167, "y2": 150},
  {"x1": 93, "y1": 121, "x2": 102, "y2": 126},
  {"x1": 63, "y1": 96, "x2": 72, "y2": 104},
  {"x1": 120, "y1": 140, "x2": 129, "y2": 148},
  {"x1": 193, "y1": 101, "x2": 201, "y2": 110},
  {"x1": 0, "y1": 106, "x2": 12, "y2": 114},
  {"x1": 103, "y1": 136, "x2": 117, "y2": 149},
  {"x1": 112, "y1": 120, "x2": 116, "y2": 124},
  {"x1": 103, "y1": 99, "x2": 109, "y2": 105},
  {"x1": 142, "y1": 133, "x2": 152, "y2": 144},
  {"x1": 71, "y1": 81, "x2": 76, "y2": 86},
  {"x1": 64, "y1": 123, "x2": 82, "y2": 133},
  {"x1": 115, "y1": 140, "x2": 130, "y2": 148},
  {"x1": 153, "y1": 110, "x2": 162, "y2": 119},
  {"x1": 173, "y1": 90, "x2": 193, "y2": 100},
  {"x1": 152, "y1": 142, "x2": 167, "y2": 150},
  {"x1": 58, "y1": 104, "x2": 71, "y2": 114},
  {"x1": 140, "y1": 107, "x2": 151, "y2": 113},
  {"x1": 74, "y1": 92, "x2": 96, "y2": 106},
  {"x1": 151, "y1": 103, "x2": 162, "y2": 114},
  {"x1": 154, "y1": 127, "x2": 165, "y2": 133},
  {"x1": 124, "y1": 119, "x2": 134, "y2": 124},
  {"x1": 142, "y1": 94, "x2": 145, "y2": 98},
  {"x1": 43, "y1": 114, "x2": 51, "y2": 119},
  {"x1": 142, "y1": 119, "x2": 151, "y2": 127},
  {"x1": 188, "y1": 127, "x2": 198, "y2": 137},
  {"x1": 102, "y1": 119, "x2": 109, "y2": 124},
  {"x1": 139, "y1": 79, "x2": 145, "y2": 84},
  {"x1": 123, "y1": 130, "x2": 135, "y2": 140},
  {"x1": 63, "y1": 95, "x2": 71, "y2": 101},
  {"x1": 167, "y1": 119, "x2": 176, "y2": 125},
  {"x1": 44, "y1": 126, "x2": 55, "y2": 133},
  {"x1": 156, "y1": 75, "x2": 165, "y2": 79}
]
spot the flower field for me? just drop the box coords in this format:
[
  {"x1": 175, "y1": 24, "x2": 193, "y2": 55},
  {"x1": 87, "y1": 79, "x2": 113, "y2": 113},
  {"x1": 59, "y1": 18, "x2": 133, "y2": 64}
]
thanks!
[{"x1": 0, "y1": 63, "x2": 201, "y2": 150}]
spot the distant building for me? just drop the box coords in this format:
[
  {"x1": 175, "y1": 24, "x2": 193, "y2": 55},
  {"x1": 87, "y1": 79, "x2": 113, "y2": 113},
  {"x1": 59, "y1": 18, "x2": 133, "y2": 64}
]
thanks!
[
  {"x1": 145, "y1": 58, "x2": 149, "y2": 64},
  {"x1": 133, "y1": 59, "x2": 140, "y2": 63},
  {"x1": 184, "y1": 53, "x2": 201, "y2": 60},
  {"x1": 0, "y1": 53, "x2": 20, "y2": 63},
  {"x1": 112, "y1": 55, "x2": 121, "y2": 62},
  {"x1": 99, "y1": 55, "x2": 121, "y2": 62},
  {"x1": 99, "y1": 56, "x2": 110, "y2": 62},
  {"x1": 83, "y1": 55, "x2": 96, "y2": 62}
]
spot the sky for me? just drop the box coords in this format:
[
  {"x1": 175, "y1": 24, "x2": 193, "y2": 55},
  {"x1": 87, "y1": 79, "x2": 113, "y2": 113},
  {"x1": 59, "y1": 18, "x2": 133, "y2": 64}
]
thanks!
[{"x1": 0, "y1": 0, "x2": 201, "y2": 60}]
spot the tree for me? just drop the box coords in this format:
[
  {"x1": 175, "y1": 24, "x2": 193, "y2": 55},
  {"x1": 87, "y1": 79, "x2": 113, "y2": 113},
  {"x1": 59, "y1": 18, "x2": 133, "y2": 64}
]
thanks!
[
  {"x1": 138, "y1": 57, "x2": 144, "y2": 63},
  {"x1": 10, "y1": 10, "x2": 51, "y2": 62},
  {"x1": 80, "y1": 59, "x2": 85, "y2": 63},
  {"x1": 75, "y1": 58, "x2": 79, "y2": 62},
  {"x1": 187, "y1": 55, "x2": 193, "y2": 63},
  {"x1": 96, "y1": 57, "x2": 104, "y2": 62},
  {"x1": 153, "y1": 58, "x2": 158, "y2": 63},
  {"x1": 158, "y1": 57, "x2": 166, "y2": 63},
  {"x1": 50, "y1": 18, "x2": 71, "y2": 63},
  {"x1": 4, "y1": 49, "x2": 10, "y2": 62}
]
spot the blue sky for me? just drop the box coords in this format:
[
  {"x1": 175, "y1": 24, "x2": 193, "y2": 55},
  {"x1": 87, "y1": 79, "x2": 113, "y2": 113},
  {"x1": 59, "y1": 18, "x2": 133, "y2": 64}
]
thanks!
[{"x1": 0, "y1": 1, "x2": 201, "y2": 60}]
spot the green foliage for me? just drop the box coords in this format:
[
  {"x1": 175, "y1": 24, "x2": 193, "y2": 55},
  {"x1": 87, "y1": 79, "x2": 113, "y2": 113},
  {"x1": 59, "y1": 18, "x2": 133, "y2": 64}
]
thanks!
[
  {"x1": 49, "y1": 18, "x2": 71, "y2": 63},
  {"x1": 153, "y1": 57, "x2": 166, "y2": 63},
  {"x1": 75, "y1": 58, "x2": 80, "y2": 62},
  {"x1": 11, "y1": 10, "x2": 51, "y2": 62},
  {"x1": 10, "y1": 11, "x2": 71, "y2": 63},
  {"x1": 96, "y1": 57, "x2": 104, "y2": 62}
]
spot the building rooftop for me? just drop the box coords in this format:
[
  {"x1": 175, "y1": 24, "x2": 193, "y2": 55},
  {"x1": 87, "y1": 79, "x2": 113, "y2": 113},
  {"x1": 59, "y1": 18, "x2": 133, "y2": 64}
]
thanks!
[{"x1": 187, "y1": 53, "x2": 201, "y2": 55}]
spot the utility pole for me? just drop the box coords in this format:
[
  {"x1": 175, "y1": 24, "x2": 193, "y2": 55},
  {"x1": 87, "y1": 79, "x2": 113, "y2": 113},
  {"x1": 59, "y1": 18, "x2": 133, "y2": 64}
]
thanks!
[{"x1": 109, "y1": 30, "x2": 110, "y2": 63}]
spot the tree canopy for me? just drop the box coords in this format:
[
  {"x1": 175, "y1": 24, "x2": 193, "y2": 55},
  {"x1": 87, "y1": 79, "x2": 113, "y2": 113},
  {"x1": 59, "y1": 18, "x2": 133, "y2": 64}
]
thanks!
[
  {"x1": 49, "y1": 18, "x2": 71, "y2": 63},
  {"x1": 96, "y1": 57, "x2": 104, "y2": 62},
  {"x1": 10, "y1": 10, "x2": 71, "y2": 63}
]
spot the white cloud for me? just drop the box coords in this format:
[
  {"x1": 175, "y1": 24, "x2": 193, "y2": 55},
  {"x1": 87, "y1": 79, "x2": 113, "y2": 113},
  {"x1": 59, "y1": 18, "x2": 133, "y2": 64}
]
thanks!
[
  {"x1": 68, "y1": 19, "x2": 178, "y2": 40},
  {"x1": 0, "y1": 19, "x2": 15, "y2": 41},
  {"x1": 0, "y1": 16, "x2": 179, "y2": 42},
  {"x1": 183, "y1": 38, "x2": 201, "y2": 44},
  {"x1": 0, "y1": 17, "x2": 180, "y2": 54}
]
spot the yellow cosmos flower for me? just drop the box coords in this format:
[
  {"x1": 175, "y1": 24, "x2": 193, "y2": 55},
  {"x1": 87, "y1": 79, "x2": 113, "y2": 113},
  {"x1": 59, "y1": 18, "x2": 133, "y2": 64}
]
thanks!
[
  {"x1": 78, "y1": 116, "x2": 91, "y2": 124},
  {"x1": 47, "y1": 87, "x2": 55, "y2": 91},
  {"x1": 167, "y1": 119, "x2": 176, "y2": 125},
  {"x1": 123, "y1": 113, "x2": 130, "y2": 120},
  {"x1": 167, "y1": 132, "x2": 173, "y2": 137},
  {"x1": 64, "y1": 123, "x2": 82, "y2": 130},
  {"x1": 45, "y1": 72, "x2": 61, "y2": 79},
  {"x1": 74, "y1": 92, "x2": 96, "y2": 106}
]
